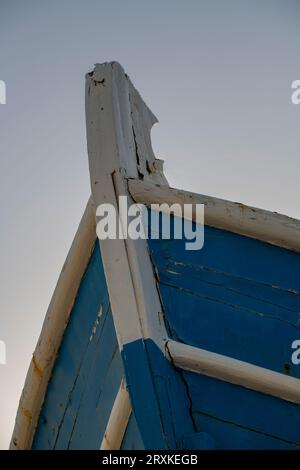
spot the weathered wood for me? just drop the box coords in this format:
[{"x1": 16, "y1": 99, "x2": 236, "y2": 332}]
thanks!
[
  {"x1": 100, "y1": 379, "x2": 131, "y2": 450},
  {"x1": 86, "y1": 61, "x2": 168, "y2": 349},
  {"x1": 167, "y1": 340, "x2": 300, "y2": 405},
  {"x1": 31, "y1": 244, "x2": 123, "y2": 449},
  {"x1": 85, "y1": 62, "x2": 195, "y2": 449},
  {"x1": 12, "y1": 60, "x2": 300, "y2": 451},
  {"x1": 148, "y1": 220, "x2": 300, "y2": 447},
  {"x1": 129, "y1": 179, "x2": 300, "y2": 253},
  {"x1": 10, "y1": 198, "x2": 96, "y2": 450},
  {"x1": 120, "y1": 413, "x2": 144, "y2": 450}
]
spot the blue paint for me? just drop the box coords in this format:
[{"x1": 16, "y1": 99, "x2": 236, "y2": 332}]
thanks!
[
  {"x1": 148, "y1": 221, "x2": 300, "y2": 292},
  {"x1": 33, "y1": 243, "x2": 109, "y2": 448},
  {"x1": 180, "y1": 432, "x2": 215, "y2": 450},
  {"x1": 33, "y1": 241, "x2": 191, "y2": 450},
  {"x1": 62, "y1": 310, "x2": 122, "y2": 449},
  {"x1": 147, "y1": 219, "x2": 300, "y2": 449},
  {"x1": 121, "y1": 413, "x2": 144, "y2": 450},
  {"x1": 183, "y1": 371, "x2": 300, "y2": 447},
  {"x1": 122, "y1": 338, "x2": 199, "y2": 449},
  {"x1": 159, "y1": 283, "x2": 300, "y2": 377},
  {"x1": 33, "y1": 215, "x2": 300, "y2": 450},
  {"x1": 193, "y1": 413, "x2": 297, "y2": 450},
  {"x1": 33, "y1": 244, "x2": 129, "y2": 449}
]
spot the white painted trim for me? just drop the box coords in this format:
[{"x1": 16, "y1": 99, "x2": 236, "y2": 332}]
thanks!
[
  {"x1": 11, "y1": 62, "x2": 169, "y2": 451},
  {"x1": 166, "y1": 340, "x2": 300, "y2": 405},
  {"x1": 100, "y1": 379, "x2": 131, "y2": 450},
  {"x1": 10, "y1": 198, "x2": 97, "y2": 450},
  {"x1": 128, "y1": 179, "x2": 300, "y2": 253},
  {"x1": 86, "y1": 62, "x2": 168, "y2": 350},
  {"x1": 15, "y1": 61, "x2": 300, "y2": 452}
]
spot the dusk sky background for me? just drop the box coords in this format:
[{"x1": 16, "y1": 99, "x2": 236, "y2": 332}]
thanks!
[{"x1": 0, "y1": 0, "x2": 300, "y2": 448}]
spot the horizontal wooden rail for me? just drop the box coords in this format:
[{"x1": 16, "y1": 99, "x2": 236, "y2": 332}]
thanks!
[
  {"x1": 128, "y1": 179, "x2": 300, "y2": 253},
  {"x1": 166, "y1": 339, "x2": 300, "y2": 405}
]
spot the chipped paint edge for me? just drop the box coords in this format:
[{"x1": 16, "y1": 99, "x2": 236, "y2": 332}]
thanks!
[
  {"x1": 86, "y1": 62, "x2": 174, "y2": 448},
  {"x1": 12, "y1": 60, "x2": 300, "y2": 451},
  {"x1": 10, "y1": 197, "x2": 97, "y2": 450},
  {"x1": 86, "y1": 62, "x2": 169, "y2": 351},
  {"x1": 128, "y1": 179, "x2": 300, "y2": 253}
]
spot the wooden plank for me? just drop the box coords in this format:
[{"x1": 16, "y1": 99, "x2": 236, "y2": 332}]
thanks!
[
  {"x1": 10, "y1": 198, "x2": 96, "y2": 450},
  {"x1": 32, "y1": 241, "x2": 143, "y2": 450},
  {"x1": 86, "y1": 62, "x2": 168, "y2": 350},
  {"x1": 183, "y1": 371, "x2": 300, "y2": 446},
  {"x1": 167, "y1": 339, "x2": 300, "y2": 405},
  {"x1": 192, "y1": 411, "x2": 298, "y2": 449},
  {"x1": 148, "y1": 218, "x2": 300, "y2": 447},
  {"x1": 86, "y1": 62, "x2": 185, "y2": 449},
  {"x1": 148, "y1": 222, "x2": 300, "y2": 294},
  {"x1": 120, "y1": 413, "x2": 144, "y2": 450},
  {"x1": 121, "y1": 338, "x2": 194, "y2": 449},
  {"x1": 159, "y1": 283, "x2": 300, "y2": 379},
  {"x1": 148, "y1": 223, "x2": 300, "y2": 378},
  {"x1": 66, "y1": 311, "x2": 123, "y2": 450},
  {"x1": 85, "y1": 62, "x2": 202, "y2": 449},
  {"x1": 100, "y1": 379, "x2": 131, "y2": 450},
  {"x1": 129, "y1": 179, "x2": 300, "y2": 253}
]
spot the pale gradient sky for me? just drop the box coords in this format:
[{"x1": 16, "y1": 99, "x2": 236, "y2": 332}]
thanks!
[{"x1": 0, "y1": 0, "x2": 300, "y2": 449}]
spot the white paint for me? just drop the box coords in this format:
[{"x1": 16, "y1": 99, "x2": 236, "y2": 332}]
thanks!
[
  {"x1": 10, "y1": 198, "x2": 96, "y2": 450},
  {"x1": 86, "y1": 62, "x2": 168, "y2": 350},
  {"x1": 166, "y1": 339, "x2": 300, "y2": 405},
  {"x1": 12, "y1": 61, "x2": 300, "y2": 451},
  {"x1": 129, "y1": 179, "x2": 300, "y2": 253},
  {"x1": 100, "y1": 379, "x2": 131, "y2": 450}
]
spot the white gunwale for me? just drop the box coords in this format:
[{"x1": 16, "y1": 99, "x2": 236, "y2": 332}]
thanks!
[
  {"x1": 85, "y1": 62, "x2": 169, "y2": 351},
  {"x1": 10, "y1": 60, "x2": 300, "y2": 451},
  {"x1": 85, "y1": 62, "x2": 172, "y2": 447},
  {"x1": 166, "y1": 340, "x2": 300, "y2": 405},
  {"x1": 10, "y1": 198, "x2": 97, "y2": 450},
  {"x1": 128, "y1": 178, "x2": 300, "y2": 253},
  {"x1": 100, "y1": 378, "x2": 132, "y2": 450}
]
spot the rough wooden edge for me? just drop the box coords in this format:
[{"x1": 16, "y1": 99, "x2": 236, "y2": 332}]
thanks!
[
  {"x1": 10, "y1": 197, "x2": 96, "y2": 450},
  {"x1": 128, "y1": 179, "x2": 300, "y2": 253},
  {"x1": 166, "y1": 340, "x2": 300, "y2": 405},
  {"x1": 86, "y1": 62, "x2": 168, "y2": 350},
  {"x1": 100, "y1": 378, "x2": 131, "y2": 450}
]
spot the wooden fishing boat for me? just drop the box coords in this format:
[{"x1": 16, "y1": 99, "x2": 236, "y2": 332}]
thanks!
[{"x1": 11, "y1": 62, "x2": 300, "y2": 450}]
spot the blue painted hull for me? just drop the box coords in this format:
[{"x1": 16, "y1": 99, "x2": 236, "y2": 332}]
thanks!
[{"x1": 33, "y1": 222, "x2": 300, "y2": 449}]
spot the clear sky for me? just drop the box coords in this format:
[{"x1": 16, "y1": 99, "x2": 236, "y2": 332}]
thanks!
[{"x1": 0, "y1": 0, "x2": 299, "y2": 449}]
